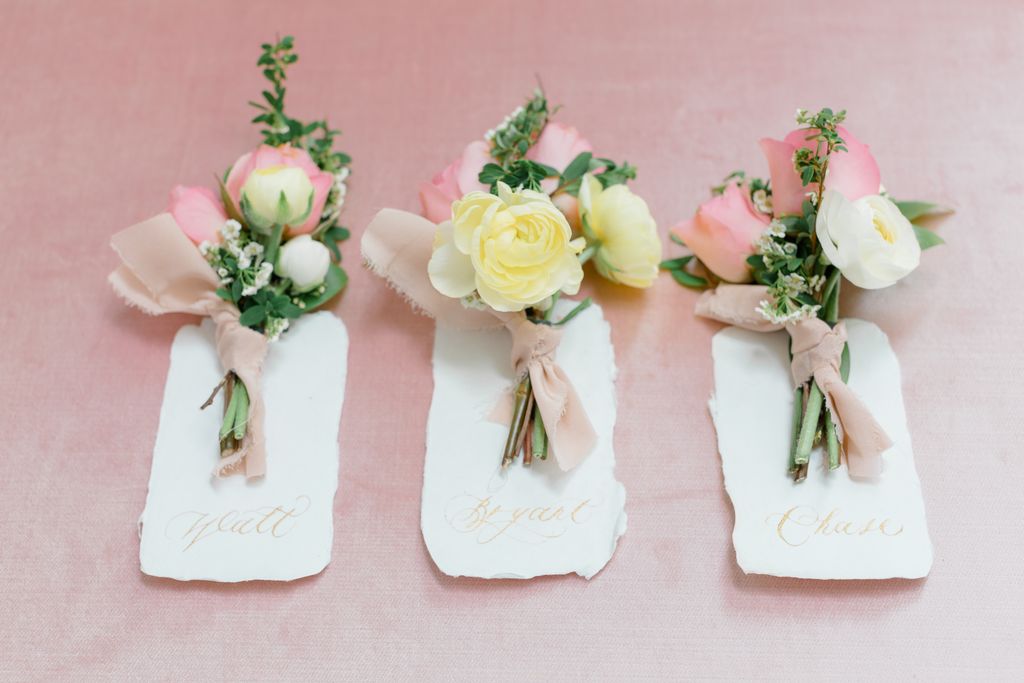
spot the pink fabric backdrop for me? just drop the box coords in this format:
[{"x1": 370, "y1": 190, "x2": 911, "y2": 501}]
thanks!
[{"x1": 1, "y1": 0, "x2": 1021, "y2": 679}]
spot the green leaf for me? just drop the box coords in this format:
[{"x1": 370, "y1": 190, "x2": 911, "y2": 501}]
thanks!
[
  {"x1": 913, "y1": 225, "x2": 945, "y2": 250},
  {"x1": 238, "y1": 305, "x2": 267, "y2": 328},
  {"x1": 896, "y1": 200, "x2": 952, "y2": 222},
  {"x1": 301, "y1": 263, "x2": 348, "y2": 311},
  {"x1": 670, "y1": 233, "x2": 686, "y2": 247},
  {"x1": 217, "y1": 175, "x2": 246, "y2": 226},
  {"x1": 668, "y1": 268, "x2": 708, "y2": 289},
  {"x1": 660, "y1": 256, "x2": 694, "y2": 270},
  {"x1": 561, "y1": 152, "x2": 593, "y2": 181},
  {"x1": 215, "y1": 288, "x2": 232, "y2": 302}
]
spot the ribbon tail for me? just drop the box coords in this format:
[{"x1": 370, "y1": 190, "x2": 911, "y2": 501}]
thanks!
[
  {"x1": 529, "y1": 360, "x2": 597, "y2": 471},
  {"x1": 695, "y1": 285, "x2": 784, "y2": 332},
  {"x1": 820, "y1": 373, "x2": 893, "y2": 479}
]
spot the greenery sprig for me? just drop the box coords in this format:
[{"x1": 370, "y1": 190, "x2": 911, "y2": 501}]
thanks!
[{"x1": 250, "y1": 36, "x2": 352, "y2": 174}]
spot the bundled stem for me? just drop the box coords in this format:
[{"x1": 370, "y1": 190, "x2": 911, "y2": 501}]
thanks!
[{"x1": 201, "y1": 371, "x2": 250, "y2": 460}]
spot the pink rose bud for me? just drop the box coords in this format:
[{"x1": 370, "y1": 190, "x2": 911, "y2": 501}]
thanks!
[
  {"x1": 169, "y1": 185, "x2": 228, "y2": 245},
  {"x1": 672, "y1": 183, "x2": 770, "y2": 283}
]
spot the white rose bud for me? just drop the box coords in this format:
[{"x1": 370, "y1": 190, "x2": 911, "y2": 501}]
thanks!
[
  {"x1": 275, "y1": 235, "x2": 331, "y2": 293},
  {"x1": 816, "y1": 190, "x2": 920, "y2": 289},
  {"x1": 240, "y1": 165, "x2": 314, "y2": 232}
]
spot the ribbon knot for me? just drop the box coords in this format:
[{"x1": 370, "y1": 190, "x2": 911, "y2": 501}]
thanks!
[
  {"x1": 110, "y1": 214, "x2": 269, "y2": 478},
  {"x1": 361, "y1": 208, "x2": 598, "y2": 471},
  {"x1": 696, "y1": 285, "x2": 893, "y2": 478}
]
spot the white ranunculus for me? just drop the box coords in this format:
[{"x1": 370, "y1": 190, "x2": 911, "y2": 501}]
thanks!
[
  {"x1": 275, "y1": 235, "x2": 330, "y2": 292},
  {"x1": 816, "y1": 190, "x2": 920, "y2": 289},
  {"x1": 241, "y1": 165, "x2": 314, "y2": 231}
]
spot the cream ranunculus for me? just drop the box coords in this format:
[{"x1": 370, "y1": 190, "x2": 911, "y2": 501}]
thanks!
[
  {"x1": 428, "y1": 182, "x2": 585, "y2": 312},
  {"x1": 240, "y1": 165, "x2": 315, "y2": 232},
  {"x1": 816, "y1": 190, "x2": 920, "y2": 289},
  {"x1": 578, "y1": 174, "x2": 662, "y2": 288},
  {"x1": 275, "y1": 234, "x2": 331, "y2": 292}
]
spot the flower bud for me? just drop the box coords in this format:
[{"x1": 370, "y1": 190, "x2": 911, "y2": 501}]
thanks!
[
  {"x1": 241, "y1": 165, "x2": 314, "y2": 232},
  {"x1": 275, "y1": 235, "x2": 331, "y2": 292}
]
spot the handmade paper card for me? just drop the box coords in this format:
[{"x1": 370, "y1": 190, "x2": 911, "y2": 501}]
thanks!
[
  {"x1": 422, "y1": 301, "x2": 626, "y2": 580},
  {"x1": 665, "y1": 107, "x2": 949, "y2": 579},
  {"x1": 139, "y1": 312, "x2": 348, "y2": 582},
  {"x1": 363, "y1": 88, "x2": 661, "y2": 579},
  {"x1": 710, "y1": 320, "x2": 931, "y2": 579},
  {"x1": 110, "y1": 36, "x2": 354, "y2": 581}
]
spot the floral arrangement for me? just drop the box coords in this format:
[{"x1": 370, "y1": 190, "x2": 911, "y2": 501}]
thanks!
[
  {"x1": 365, "y1": 88, "x2": 662, "y2": 470},
  {"x1": 424, "y1": 89, "x2": 662, "y2": 467},
  {"x1": 110, "y1": 36, "x2": 350, "y2": 477},
  {"x1": 666, "y1": 108, "x2": 948, "y2": 482}
]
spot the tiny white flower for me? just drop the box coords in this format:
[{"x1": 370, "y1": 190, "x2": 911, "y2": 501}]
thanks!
[
  {"x1": 221, "y1": 219, "x2": 242, "y2": 242},
  {"x1": 217, "y1": 267, "x2": 229, "y2": 278},
  {"x1": 242, "y1": 285, "x2": 258, "y2": 296},
  {"x1": 198, "y1": 240, "x2": 212, "y2": 256}
]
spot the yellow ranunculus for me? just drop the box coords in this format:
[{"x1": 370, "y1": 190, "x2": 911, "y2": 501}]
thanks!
[
  {"x1": 578, "y1": 174, "x2": 662, "y2": 288},
  {"x1": 428, "y1": 182, "x2": 585, "y2": 312}
]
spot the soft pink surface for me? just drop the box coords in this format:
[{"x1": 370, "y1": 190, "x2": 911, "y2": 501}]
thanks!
[{"x1": 1, "y1": 0, "x2": 1021, "y2": 679}]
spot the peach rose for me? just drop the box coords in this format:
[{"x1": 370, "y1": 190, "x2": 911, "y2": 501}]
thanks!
[
  {"x1": 418, "y1": 122, "x2": 592, "y2": 224},
  {"x1": 672, "y1": 183, "x2": 770, "y2": 283},
  {"x1": 760, "y1": 125, "x2": 881, "y2": 216},
  {"x1": 224, "y1": 144, "x2": 333, "y2": 235}
]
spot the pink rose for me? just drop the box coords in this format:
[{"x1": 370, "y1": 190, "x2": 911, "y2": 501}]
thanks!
[
  {"x1": 224, "y1": 144, "x2": 334, "y2": 235},
  {"x1": 672, "y1": 183, "x2": 770, "y2": 283},
  {"x1": 418, "y1": 122, "x2": 593, "y2": 224},
  {"x1": 169, "y1": 185, "x2": 228, "y2": 244},
  {"x1": 760, "y1": 125, "x2": 881, "y2": 216}
]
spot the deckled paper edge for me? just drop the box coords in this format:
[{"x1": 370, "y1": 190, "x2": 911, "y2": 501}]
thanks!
[
  {"x1": 421, "y1": 303, "x2": 627, "y2": 581},
  {"x1": 137, "y1": 311, "x2": 349, "y2": 583},
  {"x1": 708, "y1": 319, "x2": 934, "y2": 581}
]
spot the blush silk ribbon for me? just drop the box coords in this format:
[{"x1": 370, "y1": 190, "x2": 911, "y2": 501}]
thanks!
[
  {"x1": 109, "y1": 213, "x2": 268, "y2": 478},
  {"x1": 361, "y1": 208, "x2": 597, "y2": 471},
  {"x1": 696, "y1": 284, "x2": 893, "y2": 478}
]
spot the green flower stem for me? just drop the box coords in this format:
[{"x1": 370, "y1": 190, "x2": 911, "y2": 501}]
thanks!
[
  {"x1": 501, "y1": 374, "x2": 533, "y2": 468},
  {"x1": 788, "y1": 386, "x2": 804, "y2": 472},
  {"x1": 554, "y1": 297, "x2": 593, "y2": 327},
  {"x1": 823, "y1": 271, "x2": 845, "y2": 470},
  {"x1": 578, "y1": 243, "x2": 599, "y2": 265},
  {"x1": 219, "y1": 380, "x2": 241, "y2": 441},
  {"x1": 232, "y1": 380, "x2": 250, "y2": 441},
  {"x1": 794, "y1": 383, "x2": 823, "y2": 466},
  {"x1": 532, "y1": 404, "x2": 548, "y2": 461},
  {"x1": 263, "y1": 223, "x2": 285, "y2": 266},
  {"x1": 825, "y1": 413, "x2": 840, "y2": 470}
]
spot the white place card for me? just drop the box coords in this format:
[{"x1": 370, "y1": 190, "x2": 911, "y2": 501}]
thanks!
[
  {"x1": 138, "y1": 311, "x2": 348, "y2": 582},
  {"x1": 709, "y1": 319, "x2": 932, "y2": 579},
  {"x1": 422, "y1": 301, "x2": 627, "y2": 580}
]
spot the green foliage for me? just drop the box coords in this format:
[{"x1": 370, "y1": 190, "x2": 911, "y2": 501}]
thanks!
[
  {"x1": 480, "y1": 159, "x2": 558, "y2": 193},
  {"x1": 792, "y1": 108, "x2": 847, "y2": 189},
  {"x1": 913, "y1": 225, "x2": 945, "y2": 250},
  {"x1": 896, "y1": 200, "x2": 950, "y2": 222},
  {"x1": 659, "y1": 255, "x2": 708, "y2": 289},
  {"x1": 487, "y1": 89, "x2": 552, "y2": 166},
  {"x1": 249, "y1": 36, "x2": 352, "y2": 174}
]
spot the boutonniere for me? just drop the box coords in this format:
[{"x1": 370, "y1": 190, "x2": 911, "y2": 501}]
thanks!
[
  {"x1": 111, "y1": 37, "x2": 351, "y2": 583},
  {"x1": 665, "y1": 108, "x2": 950, "y2": 579},
  {"x1": 110, "y1": 36, "x2": 351, "y2": 478},
  {"x1": 362, "y1": 88, "x2": 660, "y2": 579}
]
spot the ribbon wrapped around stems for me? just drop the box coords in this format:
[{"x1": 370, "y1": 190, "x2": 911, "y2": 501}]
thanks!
[
  {"x1": 696, "y1": 284, "x2": 892, "y2": 478},
  {"x1": 361, "y1": 208, "x2": 597, "y2": 471},
  {"x1": 109, "y1": 214, "x2": 268, "y2": 479}
]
